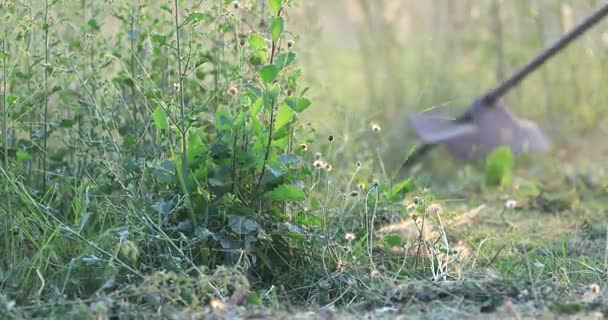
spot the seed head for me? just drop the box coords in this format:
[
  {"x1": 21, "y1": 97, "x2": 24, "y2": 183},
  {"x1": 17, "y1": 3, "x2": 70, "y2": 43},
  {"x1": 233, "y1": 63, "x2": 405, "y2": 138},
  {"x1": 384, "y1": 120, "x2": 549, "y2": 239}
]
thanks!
[
  {"x1": 426, "y1": 203, "x2": 442, "y2": 215},
  {"x1": 371, "y1": 122, "x2": 382, "y2": 132},
  {"x1": 287, "y1": 40, "x2": 294, "y2": 48},
  {"x1": 228, "y1": 86, "x2": 239, "y2": 96},
  {"x1": 413, "y1": 196, "x2": 420, "y2": 205},
  {"x1": 313, "y1": 160, "x2": 325, "y2": 169},
  {"x1": 172, "y1": 82, "x2": 181, "y2": 92},
  {"x1": 344, "y1": 232, "x2": 356, "y2": 241},
  {"x1": 505, "y1": 199, "x2": 517, "y2": 209},
  {"x1": 299, "y1": 143, "x2": 308, "y2": 151},
  {"x1": 325, "y1": 163, "x2": 333, "y2": 172},
  {"x1": 350, "y1": 190, "x2": 359, "y2": 197},
  {"x1": 314, "y1": 152, "x2": 322, "y2": 160},
  {"x1": 210, "y1": 298, "x2": 225, "y2": 311},
  {"x1": 232, "y1": 1, "x2": 240, "y2": 9},
  {"x1": 356, "y1": 161, "x2": 362, "y2": 168},
  {"x1": 357, "y1": 183, "x2": 365, "y2": 191},
  {"x1": 239, "y1": 38, "x2": 246, "y2": 46},
  {"x1": 590, "y1": 283, "x2": 601, "y2": 294},
  {"x1": 328, "y1": 135, "x2": 335, "y2": 143},
  {"x1": 372, "y1": 179, "x2": 380, "y2": 187}
]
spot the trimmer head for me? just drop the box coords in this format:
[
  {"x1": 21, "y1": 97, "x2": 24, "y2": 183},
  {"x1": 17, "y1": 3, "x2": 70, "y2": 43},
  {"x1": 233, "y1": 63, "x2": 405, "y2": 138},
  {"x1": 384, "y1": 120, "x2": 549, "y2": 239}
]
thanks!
[
  {"x1": 409, "y1": 101, "x2": 550, "y2": 161},
  {"x1": 400, "y1": 3, "x2": 608, "y2": 169}
]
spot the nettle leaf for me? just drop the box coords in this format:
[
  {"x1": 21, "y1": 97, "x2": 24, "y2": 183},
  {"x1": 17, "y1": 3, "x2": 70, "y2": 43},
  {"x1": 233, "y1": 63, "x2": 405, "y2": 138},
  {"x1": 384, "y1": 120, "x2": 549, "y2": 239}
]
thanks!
[
  {"x1": 274, "y1": 52, "x2": 295, "y2": 70},
  {"x1": 284, "y1": 97, "x2": 311, "y2": 112},
  {"x1": 268, "y1": 0, "x2": 282, "y2": 15},
  {"x1": 152, "y1": 106, "x2": 169, "y2": 130},
  {"x1": 266, "y1": 184, "x2": 306, "y2": 201},
  {"x1": 228, "y1": 215, "x2": 259, "y2": 235},
  {"x1": 259, "y1": 65, "x2": 279, "y2": 84},
  {"x1": 269, "y1": 17, "x2": 284, "y2": 43},
  {"x1": 249, "y1": 34, "x2": 266, "y2": 51}
]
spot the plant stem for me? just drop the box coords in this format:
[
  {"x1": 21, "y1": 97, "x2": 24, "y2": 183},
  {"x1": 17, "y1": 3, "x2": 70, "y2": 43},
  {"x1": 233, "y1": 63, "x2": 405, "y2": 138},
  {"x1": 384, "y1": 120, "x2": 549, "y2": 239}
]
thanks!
[
  {"x1": 173, "y1": 0, "x2": 196, "y2": 227},
  {"x1": 42, "y1": 0, "x2": 49, "y2": 190},
  {"x1": 2, "y1": 36, "x2": 7, "y2": 168}
]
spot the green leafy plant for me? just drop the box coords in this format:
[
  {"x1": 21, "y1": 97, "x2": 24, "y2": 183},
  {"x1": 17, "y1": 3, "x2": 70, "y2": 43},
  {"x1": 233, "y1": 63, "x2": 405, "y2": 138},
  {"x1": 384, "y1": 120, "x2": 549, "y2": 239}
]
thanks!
[{"x1": 484, "y1": 145, "x2": 514, "y2": 186}]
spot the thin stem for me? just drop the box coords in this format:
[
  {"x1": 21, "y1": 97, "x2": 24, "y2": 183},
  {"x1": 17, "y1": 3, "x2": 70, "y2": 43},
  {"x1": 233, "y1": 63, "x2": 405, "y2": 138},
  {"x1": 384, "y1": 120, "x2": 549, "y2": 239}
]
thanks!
[
  {"x1": 255, "y1": 6, "x2": 282, "y2": 192},
  {"x1": 42, "y1": 0, "x2": 49, "y2": 190},
  {"x1": 2, "y1": 36, "x2": 8, "y2": 168},
  {"x1": 173, "y1": 0, "x2": 195, "y2": 227}
]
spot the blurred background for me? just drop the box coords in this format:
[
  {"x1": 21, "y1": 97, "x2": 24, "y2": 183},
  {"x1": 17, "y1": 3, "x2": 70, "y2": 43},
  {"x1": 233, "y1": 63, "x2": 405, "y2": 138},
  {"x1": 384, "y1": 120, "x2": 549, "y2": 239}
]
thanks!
[{"x1": 288, "y1": 0, "x2": 608, "y2": 174}]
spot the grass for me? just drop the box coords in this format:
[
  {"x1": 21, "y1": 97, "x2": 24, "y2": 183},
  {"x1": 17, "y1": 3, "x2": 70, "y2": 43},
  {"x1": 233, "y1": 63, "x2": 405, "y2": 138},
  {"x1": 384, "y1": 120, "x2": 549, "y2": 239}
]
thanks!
[{"x1": 1, "y1": 0, "x2": 608, "y2": 319}]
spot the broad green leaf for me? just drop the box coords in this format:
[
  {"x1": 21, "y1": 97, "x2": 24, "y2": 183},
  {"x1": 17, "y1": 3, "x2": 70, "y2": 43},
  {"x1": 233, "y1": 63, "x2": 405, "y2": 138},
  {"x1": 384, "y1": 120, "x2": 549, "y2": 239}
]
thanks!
[
  {"x1": 215, "y1": 105, "x2": 233, "y2": 132},
  {"x1": 388, "y1": 178, "x2": 413, "y2": 200},
  {"x1": 284, "y1": 97, "x2": 311, "y2": 112},
  {"x1": 266, "y1": 184, "x2": 305, "y2": 201},
  {"x1": 268, "y1": 0, "x2": 282, "y2": 15},
  {"x1": 247, "y1": 293, "x2": 262, "y2": 305},
  {"x1": 87, "y1": 19, "x2": 100, "y2": 32},
  {"x1": 152, "y1": 106, "x2": 169, "y2": 130},
  {"x1": 278, "y1": 154, "x2": 300, "y2": 166},
  {"x1": 274, "y1": 103, "x2": 294, "y2": 131},
  {"x1": 273, "y1": 126, "x2": 290, "y2": 140},
  {"x1": 296, "y1": 214, "x2": 321, "y2": 227},
  {"x1": 383, "y1": 234, "x2": 403, "y2": 248},
  {"x1": 264, "y1": 83, "x2": 281, "y2": 108},
  {"x1": 248, "y1": 34, "x2": 266, "y2": 51},
  {"x1": 183, "y1": 12, "x2": 206, "y2": 26},
  {"x1": 259, "y1": 65, "x2": 279, "y2": 84},
  {"x1": 16, "y1": 151, "x2": 31, "y2": 162},
  {"x1": 187, "y1": 130, "x2": 209, "y2": 165},
  {"x1": 59, "y1": 119, "x2": 76, "y2": 128},
  {"x1": 153, "y1": 160, "x2": 175, "y2": 184},
  {"x1": 151, "y1": 34, "x2": 167, "y2": 45},
  {"x1": 274, "y1": 52, "x2": 296, "y2": 70},
  {"x1": 269, "y1": 17, "x2": 284, "y2": 43},
  {"x1": 485, "y1": 145, "x2": 514, "y2": 186}
]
